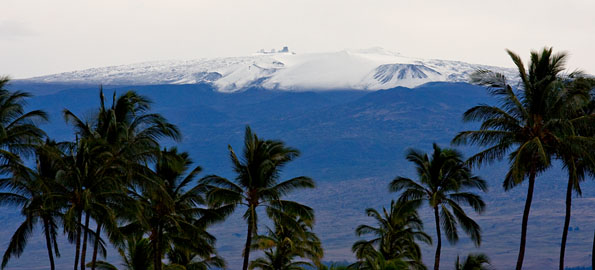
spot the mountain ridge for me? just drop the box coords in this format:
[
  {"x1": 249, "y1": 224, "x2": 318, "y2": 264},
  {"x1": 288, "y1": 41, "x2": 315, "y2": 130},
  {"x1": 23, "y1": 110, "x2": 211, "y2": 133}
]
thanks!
[{"x1": 19, "y1": 48, "x2": 518, "y2": 92}]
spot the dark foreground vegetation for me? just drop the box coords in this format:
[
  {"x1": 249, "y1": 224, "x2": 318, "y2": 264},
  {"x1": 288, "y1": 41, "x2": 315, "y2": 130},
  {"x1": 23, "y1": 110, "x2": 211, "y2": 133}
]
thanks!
[{"x1": 1, "y1": 47, "x2": 594, "y2": 270}]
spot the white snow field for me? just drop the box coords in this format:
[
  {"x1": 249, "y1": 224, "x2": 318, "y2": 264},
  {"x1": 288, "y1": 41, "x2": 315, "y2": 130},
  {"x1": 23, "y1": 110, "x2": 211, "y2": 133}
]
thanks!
[{"x1": 24, "y1": 47, "x2": 517, "y2": 92}]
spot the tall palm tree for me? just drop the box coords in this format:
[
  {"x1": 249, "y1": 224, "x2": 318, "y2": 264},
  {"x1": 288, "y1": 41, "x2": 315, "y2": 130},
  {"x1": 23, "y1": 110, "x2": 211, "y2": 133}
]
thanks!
[
  {"x1": 351, "y1": 200, "x2": 430, "y2": 270},
  {"x1": 452, "y1": 48, "x2": 575, "y2": 270},
  {"x1": 56, "y1": 137, "x2": 119, "y2": 270},
  {"x1": 454, "y1": 253, "x2": 491, "y2": 270},
  {"x1": 201, "y1": 126, "x2": 316, "y2": 270},
  {"x1": 249, "y1": 209, "x2": 323, "y2": 270},
  {"x1": 555, "y1": 77, "x2": 595, "y2": 270},
  {"x1": 0, "y1": 141, "x2": 63, "y2": 270},
  {"x1": 89, "y1": 89, "x2": 180, "y2": 270},
  {"x1": 124, "y1": 148, "x2": 227, "y2": 270},
  {"x1": 389, "y1": 143, "x2": 487, "y2": 270},
  {"x1": 0, "y1": 77, "x2": 50, "y2": 269},
  {"x1": 0, "y1": 76, "x2": 48, "y2": 165}
]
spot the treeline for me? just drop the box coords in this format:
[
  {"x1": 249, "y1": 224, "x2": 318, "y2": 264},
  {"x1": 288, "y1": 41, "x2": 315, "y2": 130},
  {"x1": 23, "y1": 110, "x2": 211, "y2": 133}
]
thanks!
[{"x1": 0, "y1": 47, "x2": 594, "y2": 270}]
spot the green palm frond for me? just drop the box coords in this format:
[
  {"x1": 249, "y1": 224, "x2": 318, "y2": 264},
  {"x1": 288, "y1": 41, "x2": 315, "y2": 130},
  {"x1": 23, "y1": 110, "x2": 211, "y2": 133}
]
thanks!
[{"x1": 1, "y1": 217, "x2": 35, "y2": 269}]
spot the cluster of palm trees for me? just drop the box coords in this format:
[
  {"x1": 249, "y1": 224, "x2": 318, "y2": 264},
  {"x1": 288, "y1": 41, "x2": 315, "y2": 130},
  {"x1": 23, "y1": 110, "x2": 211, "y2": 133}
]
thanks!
[
  {"x1": 0, "y1": 46, "x2": 594, "y2": 270},
  {"x1": 322, "y1": 48, "x2": 594, "y2": 270},
  {"x1": 454, "y1": 48, "x2": 595, "y2": 270},
  {"x1": 0, "y1": 81, "x2": 319, "y2": 270},
  {"x1": 342, "y1": 143, "x2": 488, "y2": 270}
]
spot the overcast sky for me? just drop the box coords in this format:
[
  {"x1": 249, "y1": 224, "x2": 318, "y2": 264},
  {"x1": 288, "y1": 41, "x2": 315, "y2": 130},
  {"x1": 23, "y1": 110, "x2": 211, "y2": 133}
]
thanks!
[{"x1": 1, "y1": 0, "x2": 594, "y2": 78}]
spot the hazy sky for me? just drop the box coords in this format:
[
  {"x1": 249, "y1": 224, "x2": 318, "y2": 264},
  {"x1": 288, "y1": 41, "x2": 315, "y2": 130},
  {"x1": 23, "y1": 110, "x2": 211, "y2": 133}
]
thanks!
[{"x1": 2, "y1": 0, "x2": 594, "y2": 78}]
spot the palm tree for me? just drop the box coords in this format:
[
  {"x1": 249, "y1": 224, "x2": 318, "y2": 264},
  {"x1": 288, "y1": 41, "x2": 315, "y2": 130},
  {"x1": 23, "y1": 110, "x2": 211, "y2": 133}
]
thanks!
[
  {"x1": 56, "y1": 137, "x2": 119, "y2": 270},
  {"x1": 0, "y1": 141, "x2": 63, "y2": 270},
  {"x1": 0, "y1": 76, "x2": 48, "y2": 165},
  {"x1": 351, "y1": 256, "x2": 410, "y2": 270},
  {"x1": 0, "y1": 77, "x2": 51, "y2": 269},
  {"x1": 249, "y1": 209, "x2": 323, "y2": 270},
  {"x1": 124, "y1": 148, "x2": 227, "y2": 270},
  {"x1": 351, "y1": 200, "x2": 430, "y2": 270},
  {"x1": 87, "y1": 235, "x2": 153, "y2": 270},
  {"x1": 201, "y1": 126, "x2": 316, "y2": 270},
  {"x1": 454, "y1": 253, "x2": 491, "y2": 270},
  {"x1": 351, "y1": 241, "x2": 415, "y2": 270},
  {"x1": 452, "y1": 48, "x2": 576, "y2": 270},
  {"x1": 389, "y1": 143, "x2": 487, "y2": 270},
  {"x1": 164, "y1": 246, "x2": 225, "y2": 270},
  {"x1": 555, "y1": 77, "x2": 595, "y2": 270},
  {"x1": 89, "y1": 89, "x2": 180, "y2": 270}
]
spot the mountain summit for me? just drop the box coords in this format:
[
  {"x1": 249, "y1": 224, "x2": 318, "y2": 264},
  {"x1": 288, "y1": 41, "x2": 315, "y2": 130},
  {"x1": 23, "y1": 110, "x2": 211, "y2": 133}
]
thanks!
[{"x1": 23, "y1": 48, "x2": 516, "y2": 92}]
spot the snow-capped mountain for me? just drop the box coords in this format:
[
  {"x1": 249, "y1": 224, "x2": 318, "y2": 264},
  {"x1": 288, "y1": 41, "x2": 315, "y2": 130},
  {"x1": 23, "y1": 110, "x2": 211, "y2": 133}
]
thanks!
[{"x1": 23, "y1": 47, "x2": 517, "y2": 92}]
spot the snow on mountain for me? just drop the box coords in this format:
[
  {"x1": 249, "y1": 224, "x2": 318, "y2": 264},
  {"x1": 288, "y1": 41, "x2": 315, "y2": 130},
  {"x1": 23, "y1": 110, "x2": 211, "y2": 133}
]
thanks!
[{"x1": 23, "y1": 47, "x2": 517, "y2": 92}]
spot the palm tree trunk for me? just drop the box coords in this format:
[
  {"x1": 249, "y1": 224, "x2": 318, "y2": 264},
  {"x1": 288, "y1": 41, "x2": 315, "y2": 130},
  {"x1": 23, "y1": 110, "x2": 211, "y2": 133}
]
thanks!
[
  {"x1": 80, "y1": 213, "x2": 90, "y2": 270},
  {"x1": 516, "y1": 171, "x2": 536, "y2": 270},
  {"x1": 151, "y1": 229, "x2": 159, "y2": 270},
  {"x1": 242, "y1": 209, "x2": 255, "y2": 270},
  {"x1": 559, "y1": 170, "x2": 574, "y2": 270},
  {"x1": 90, "y1": 223, "x2": 102, "y2": 270},
  {"x1": 74, "y1": 210, "x2": 82, "y2": 270},
  {"x1": 43, "y1": 218, "x2": 56, "y2": 270},
  {"x1": 433, "y1": 206, "x2": 441, "y2": 270},
  {"x1": 154, "y1": 240, "x2": 160, "y2": 270},
  {"x1": 154, "y1": 226, "x2": 163, "y2": 270}
]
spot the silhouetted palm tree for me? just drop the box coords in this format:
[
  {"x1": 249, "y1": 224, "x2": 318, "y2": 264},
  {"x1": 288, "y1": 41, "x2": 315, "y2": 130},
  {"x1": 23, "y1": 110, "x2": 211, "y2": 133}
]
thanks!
[
  {"x1": 63, "y1": 88, "x2": 181, "y2": 270},
  {"x1": 90, "y1": 89, "x2": 180, "y2": 270},
  {"x1": 554, "y1": 77, "x2": 595, "y2": 270},
  {"x1": 165, "y1": 246, "x2": 225, "y2": 270},
  {"x1": 351, "y1": 200, "x2": 430, "y2": 270},
  {"x1": 124, "y1": 148, "x2": 227, "y2": 270},
  {"x1": 390, "y1": 143, "x2": 487, "y2": 270},
  {"x1": 0, "y1": 77, "x2": 49, "y2": 269},
  {"x1": 249, "y1": 209, "x2": 323, "y2": 270},
  {"x1": 53, "y1": 135, "x2": 121, "y2": 270},
  {"x1": 202, "y1": 126, "x2": 315, "y2": 270},
  {"x1": 88, "y1": 235, "x2": 153, "y2": 270},
  {"x1": 455, "y1": 253, "x2": 491, "y2": 270},
  {"x1": 0, "y1": 141, "x2": 63, "y2": 270},
  {"x1": 349, "y1": 248, "x2": 411, "y2": 270},
  {"x1": 452, "y1": 48, "x2": 576, "y2": 270}
]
